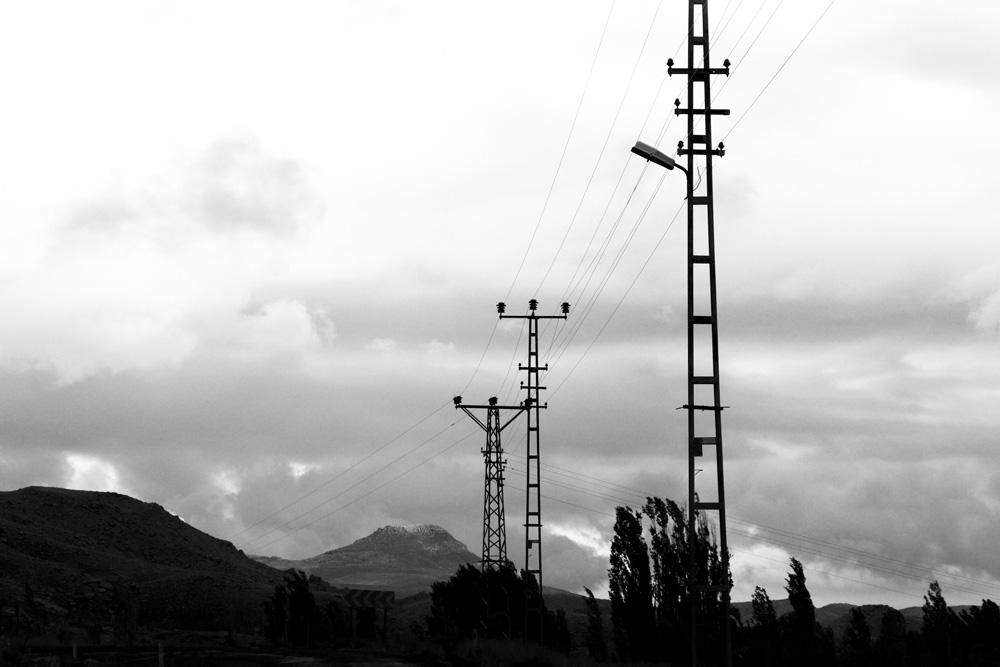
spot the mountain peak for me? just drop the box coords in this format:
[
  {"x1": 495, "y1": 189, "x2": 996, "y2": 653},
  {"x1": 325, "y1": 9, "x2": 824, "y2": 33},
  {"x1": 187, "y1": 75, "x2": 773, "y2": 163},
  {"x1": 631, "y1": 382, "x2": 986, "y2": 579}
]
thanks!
[
  {"x1": 373, "y1": 524, "x2": 447, "y2": 536},
  {"x1": 345, "y1": 524, "x2": 471, "y2": 555},
  {"x1": 276, "y1": 523, "x2": 478, "y2": 597}
]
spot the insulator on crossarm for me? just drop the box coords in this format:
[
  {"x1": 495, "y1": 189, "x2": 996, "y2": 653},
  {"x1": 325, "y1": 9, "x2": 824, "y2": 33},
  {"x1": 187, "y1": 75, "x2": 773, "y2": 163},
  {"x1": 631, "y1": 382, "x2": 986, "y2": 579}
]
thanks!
[
  {"x1": 528, "y1": 299, "x2": 538, "y2": 311},
  {"x1": 560, "y1": 302, "x2": 570, "y2": 315},
  {"x1": 453, "y1": 395, "x2": 462, "y2": 406},
  {"x1": 496, "y1": 302, "x2": 506, "y2": 314},
  {"x1": 488, "y1": 396, "x2": 498, "y2": 406}
]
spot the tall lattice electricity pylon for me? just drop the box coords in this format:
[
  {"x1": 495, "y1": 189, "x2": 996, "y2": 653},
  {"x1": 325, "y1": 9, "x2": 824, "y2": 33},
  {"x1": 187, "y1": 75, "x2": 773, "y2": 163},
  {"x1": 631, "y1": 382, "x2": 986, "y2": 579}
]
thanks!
[
  {"x1": 632, "y1": 0, "x2": 733, "y2": 664},
  {"x1": 496, "y1": 298, "x2": 569, "y2": 644},
  {"x1": 453, "y1": 394, "x2": 527, "y2": 637}
]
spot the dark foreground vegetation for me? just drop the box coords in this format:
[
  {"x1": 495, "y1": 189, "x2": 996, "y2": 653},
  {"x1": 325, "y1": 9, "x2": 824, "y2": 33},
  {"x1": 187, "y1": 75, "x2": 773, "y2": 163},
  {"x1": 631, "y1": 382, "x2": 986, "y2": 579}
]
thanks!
[
  {"x1": 2, "y1": 487, "x2": 996, "y2": 666},
  {"x1": 590, "y1": 496, "x2": 1000, "y2": 667}
]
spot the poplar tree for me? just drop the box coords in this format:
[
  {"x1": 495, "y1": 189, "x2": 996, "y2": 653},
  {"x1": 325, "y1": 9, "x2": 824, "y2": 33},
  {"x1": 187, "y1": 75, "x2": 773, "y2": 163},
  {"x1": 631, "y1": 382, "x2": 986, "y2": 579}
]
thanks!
[{"x1": 608, "y1": 506, "x2": 653, "y2": 662}]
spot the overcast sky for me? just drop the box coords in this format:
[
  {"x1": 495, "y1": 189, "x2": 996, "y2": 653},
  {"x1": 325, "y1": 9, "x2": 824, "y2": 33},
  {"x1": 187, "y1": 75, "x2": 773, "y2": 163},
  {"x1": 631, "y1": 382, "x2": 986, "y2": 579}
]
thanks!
[{"x1": 1, "y1": 0, "x2": 999, "y2": 611}]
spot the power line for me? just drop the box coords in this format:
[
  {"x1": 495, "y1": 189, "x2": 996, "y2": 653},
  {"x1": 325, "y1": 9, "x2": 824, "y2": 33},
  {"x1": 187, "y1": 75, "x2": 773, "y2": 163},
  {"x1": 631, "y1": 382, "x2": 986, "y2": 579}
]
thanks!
[
  {"x1": 533, "y1": 0, "x2": 665, "y2": 296},
  {"x1": 549, "y1": 190, "x2": 685, "y2": 397},
  {"x1": 504, "y1": 0, "x2": 619, "y2": 303},
  {"x1": 250, "y1": 428, "x2": 480, "y2": 554},
  {"x1": 723, "y1": 0, "x2": 836, "y2": 142},
  {"x1": 237, "y1": 416, "x2": 467, "y2": 551},
  {"x1": 505, "y1": 456, "x2": 1000, "y2": 599},
  {"x1": 226, "y1": 400, "x2": 450, "y2": 543}
]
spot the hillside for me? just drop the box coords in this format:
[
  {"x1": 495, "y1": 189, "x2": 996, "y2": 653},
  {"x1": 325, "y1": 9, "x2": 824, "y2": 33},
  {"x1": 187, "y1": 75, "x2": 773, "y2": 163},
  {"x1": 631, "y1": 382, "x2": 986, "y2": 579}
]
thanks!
[
  {"x1": 731, "y1": 598, "x2": 936, "y2": 640},
  {"x1": 0, "y1": 485, "x2": 286, "y2": 635}
]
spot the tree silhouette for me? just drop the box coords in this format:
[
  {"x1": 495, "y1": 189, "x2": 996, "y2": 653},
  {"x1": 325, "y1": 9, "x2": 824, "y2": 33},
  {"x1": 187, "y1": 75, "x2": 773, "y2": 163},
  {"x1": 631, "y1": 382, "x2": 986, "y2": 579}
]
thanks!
[
  {"x1": 584, "y1": 586, "x2": 608, "y2": 662},
  {"x1": 745, "y1": 585, "x2": 781, "y2": 667},
  {"x1": 922, "y1": 580, "x2": 958, "y2": 667},
  {"x1": 957, "y1": 598, "x2": 1000, "y2": 666},
  {"x1": 781, "y1": 558, "x2": 835, "y2": 666},
  {"x1": 783, "y1": 557, "x2": 815, "y2": 665},
  {"x1": 841, "y1": 607, "x2": 872, "y2": 667},
  {"x1": 263, "y1": 570, "x2": 332, "y2": 647},
  {"x1": 872, "y1": 607, "x2": 908, "y2": 667},
  {"x1": 605, "y1": 497, "x2": 730, "y2": 665},
  {"x1": 427, "y1": 562, "x2": 570, "y2": 651},
  {"x1": 608, "y1": 505, "x2": 653, "y2": 662}
]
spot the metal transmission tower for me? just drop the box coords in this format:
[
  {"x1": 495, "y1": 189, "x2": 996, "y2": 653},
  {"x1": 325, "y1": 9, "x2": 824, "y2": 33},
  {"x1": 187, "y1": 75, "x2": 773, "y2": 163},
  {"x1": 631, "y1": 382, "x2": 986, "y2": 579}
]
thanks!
[
  {"x1": 672, "y1": 1, "x2": 733, "y2": 665},
  {"x1": 496, "y1": 298, "x2": 569, "y2": 643},
  {"x1": 452, "y1": 394, "x2": 527, "y2": 636}
]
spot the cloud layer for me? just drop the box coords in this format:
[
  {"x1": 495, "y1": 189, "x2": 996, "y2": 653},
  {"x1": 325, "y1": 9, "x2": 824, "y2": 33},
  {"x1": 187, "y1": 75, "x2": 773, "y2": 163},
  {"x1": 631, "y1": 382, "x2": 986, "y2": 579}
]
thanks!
[{"x1": 0, "y1": 1, "x2": 998, "y2": 610}]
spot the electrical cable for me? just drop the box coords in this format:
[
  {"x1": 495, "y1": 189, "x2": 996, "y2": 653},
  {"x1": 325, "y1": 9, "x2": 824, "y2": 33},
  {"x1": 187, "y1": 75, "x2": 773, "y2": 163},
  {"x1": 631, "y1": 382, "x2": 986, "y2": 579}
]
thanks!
[
  {"x1": 226, "y1": 400, "x2": 451, "y2": 543},
  {"x1": 504, "y1": 480, "x2": 924, "y2": 601},
  {"x1": 504, "y1": 0, "x2": 619, "y2": 303},
  {"x1": 458, "y1": 318, "x2": 501, "y2": 396},
  {"x1": 237, "y1": 416, "x2": 466, "y2": 551},
  {"x1": 505, "y1": 456, "x2": 1000, "y2": 598},
  {"x1": 548, "y1": 185, "x2": 684, "y2": 396},
  {"x1": 250, "y1": 427, "x2": 480, "y2": 553},
  {"x1": 722, "y1": 0, "x2": 836, "y2": 143},
  {"x1": 533, "y1": 0, "x2": 664, "y2": 297}
]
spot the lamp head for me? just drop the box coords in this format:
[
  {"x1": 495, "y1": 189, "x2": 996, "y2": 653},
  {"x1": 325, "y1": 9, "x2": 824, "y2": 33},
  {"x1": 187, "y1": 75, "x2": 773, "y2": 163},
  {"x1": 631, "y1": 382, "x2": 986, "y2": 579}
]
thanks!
[{"x1": 631, "y1": 141, "x2": 676, "y2": 170}]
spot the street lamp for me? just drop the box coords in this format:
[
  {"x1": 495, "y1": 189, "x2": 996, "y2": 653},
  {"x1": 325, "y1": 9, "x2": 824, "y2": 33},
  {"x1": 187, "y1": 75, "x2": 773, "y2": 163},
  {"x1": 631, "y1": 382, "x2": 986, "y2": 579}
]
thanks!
[{"x1": 631, "y1": 140, "x2": 688, "y2": 177}]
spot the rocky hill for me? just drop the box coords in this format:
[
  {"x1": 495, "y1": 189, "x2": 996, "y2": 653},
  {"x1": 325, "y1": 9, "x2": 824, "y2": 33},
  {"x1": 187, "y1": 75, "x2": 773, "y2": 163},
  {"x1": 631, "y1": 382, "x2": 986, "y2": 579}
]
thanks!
[
  {"x1": 254, "y1": 524, "x2": 480, "y2": 597},
  {"x1": 0, "y1": 486, "x2": 287, "y2": 636}
]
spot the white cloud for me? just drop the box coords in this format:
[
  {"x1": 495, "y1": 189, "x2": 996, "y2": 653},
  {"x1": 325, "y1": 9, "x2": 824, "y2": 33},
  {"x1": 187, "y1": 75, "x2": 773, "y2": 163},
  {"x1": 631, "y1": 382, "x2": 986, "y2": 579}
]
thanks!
[
  {"x1": 0, "y1": 141, "x2": 329, "y2": 383},
  {"x1": 65, "y1": 453, "x2": 128, "y2": 494},
  {"x1": 217, "y1": 300, "x2": 334, "y2": 361},
  {"x1": 288, "y1": 462, "x2": 321, "y2": 480},
  {"x1": 423, "y1": 339, "x2": 456, "y2": 355},
  {"x1": 366, "y1": 337, "x2": 398, "y2": 352},
  {"x1": 212, "y1": 470, "x2": 241, "y2": 496},
  {"x1": 547, "y1": 521, "x2": 611, "y2": 559}
]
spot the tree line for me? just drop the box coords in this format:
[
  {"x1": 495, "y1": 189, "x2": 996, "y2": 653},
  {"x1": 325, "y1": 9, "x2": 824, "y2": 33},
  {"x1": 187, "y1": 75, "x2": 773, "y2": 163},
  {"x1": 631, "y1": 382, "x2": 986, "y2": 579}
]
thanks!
[
  {"x1": 426, "y1": 562, "x2": 572, "y2": 652},
  {"x1": 588, "y1": 496, "x2": 999, "y2": 667}
]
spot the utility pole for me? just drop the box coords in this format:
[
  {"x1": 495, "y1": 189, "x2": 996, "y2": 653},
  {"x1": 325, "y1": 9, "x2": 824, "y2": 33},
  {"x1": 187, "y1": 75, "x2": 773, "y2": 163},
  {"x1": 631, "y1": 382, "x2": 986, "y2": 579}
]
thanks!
[
  {"x1": 496, "y1": 299, "x2": 569, "y2": 644},
  {"x1": 668, "y1": 1, "x2": 733, "y2": 665},
  {"x1": 453, "y1": 394, "x2": 527, "y2": 637}
]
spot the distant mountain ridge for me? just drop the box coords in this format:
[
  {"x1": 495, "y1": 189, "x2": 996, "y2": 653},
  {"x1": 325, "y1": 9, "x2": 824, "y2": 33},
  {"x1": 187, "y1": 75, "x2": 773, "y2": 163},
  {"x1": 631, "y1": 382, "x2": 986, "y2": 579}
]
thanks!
[
  {"x1": 1, "y1": 485, "x2": 948, "y2": 645},
  {"x1": 252, "y1": 523, "x2": 480, "y2": 597}
]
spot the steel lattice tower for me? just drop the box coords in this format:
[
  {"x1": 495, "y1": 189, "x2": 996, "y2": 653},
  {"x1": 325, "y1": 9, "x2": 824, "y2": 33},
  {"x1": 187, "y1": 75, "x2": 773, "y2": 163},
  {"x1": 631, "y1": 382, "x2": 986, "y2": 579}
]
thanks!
[
  {"x1": 497, "y1": 298, "x2": 569, "y2": 644},
  {"x1": 669, "y1": 0, "x2": 733, "y2": 664},
  {"x1": 454, "y1": 395, "x2": 526, "y2": 637}
]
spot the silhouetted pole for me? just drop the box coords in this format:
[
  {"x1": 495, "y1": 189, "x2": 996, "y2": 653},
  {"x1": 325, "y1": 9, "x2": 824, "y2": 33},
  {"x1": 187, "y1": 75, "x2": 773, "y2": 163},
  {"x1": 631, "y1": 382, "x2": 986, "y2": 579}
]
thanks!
[
  {"x1": 671, "y1": 1, "x2": 733, "y2": 664},
  {"x1": 453, "y1": 394, "x2": 527, "y2": 637},
  {"x1": 497, "y1": 299, "x2": 569, "y2": 644},
  {"x1": 635, "y1": 3, "x2": 734, "y2": 664}
]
